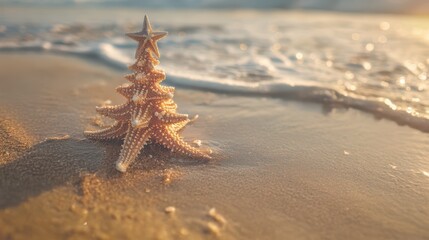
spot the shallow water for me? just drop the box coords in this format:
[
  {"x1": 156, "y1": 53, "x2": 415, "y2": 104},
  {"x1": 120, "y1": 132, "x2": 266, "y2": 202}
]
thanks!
[{"x1": 1, "y1": 8, "x2": 429, "y2": 132}]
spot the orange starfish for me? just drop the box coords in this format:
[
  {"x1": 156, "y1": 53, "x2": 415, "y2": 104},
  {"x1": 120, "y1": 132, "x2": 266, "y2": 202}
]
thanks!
[{"x1": 85, "y1": 15, "x2": 211, "y2": 172}]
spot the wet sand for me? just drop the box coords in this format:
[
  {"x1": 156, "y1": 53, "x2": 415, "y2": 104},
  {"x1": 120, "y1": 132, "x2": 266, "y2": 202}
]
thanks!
[{"x1": 0, "y1": 53, "x2": 428, "y2": 240}]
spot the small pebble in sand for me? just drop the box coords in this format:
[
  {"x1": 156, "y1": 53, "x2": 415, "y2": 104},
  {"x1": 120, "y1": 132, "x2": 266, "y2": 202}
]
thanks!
[
  {"x1": 162, "y1": 168, "x2": 181, "y2": 185},
  {"x1": 206, "y1": 222, "x2": 221, "y2": 236},
  {"x1": 343, "y1": 150, "x2": 350, "y2": 155},
  {"x1": 164, "y1": 206, "x2": 176, "y2": 214},
  {"x1": 180, "y1": 228, "x2": 189, "y2": 236},
  {"x1": 193, "y1": 139, "x2": 202, "y2": 147},
  {"x1": 69, "y1": 204, "x2": 88, "y2": 216},
  {"x1": 145, "y1": 188, "x2": 151, "y2": 193},
  {"x1": 208, "y1": 208, "x2": 227, "y2": 226},
  {"x1": 163, "y1": 175, "x2": 171, "y2": 184},
  {"x1": 70, "y1": 204, "x2": 78, "y2": 213}
]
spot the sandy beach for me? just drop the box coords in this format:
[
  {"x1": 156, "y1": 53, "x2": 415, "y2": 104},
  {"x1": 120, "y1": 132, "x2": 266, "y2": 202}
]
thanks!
[{"x1": 0, "y1": 53, "x2": 428, "y2": 239}]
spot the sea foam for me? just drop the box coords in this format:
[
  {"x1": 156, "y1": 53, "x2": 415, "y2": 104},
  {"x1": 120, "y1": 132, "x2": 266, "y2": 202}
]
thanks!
[{"x1": 1, "y1": 10, "x2": 428, "y2": 132}]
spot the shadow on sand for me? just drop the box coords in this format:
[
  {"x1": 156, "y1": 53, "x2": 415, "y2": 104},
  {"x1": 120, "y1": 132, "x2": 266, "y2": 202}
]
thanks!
[{"x1": 0, "y1": 138, "x2": 206, "y2": 209}]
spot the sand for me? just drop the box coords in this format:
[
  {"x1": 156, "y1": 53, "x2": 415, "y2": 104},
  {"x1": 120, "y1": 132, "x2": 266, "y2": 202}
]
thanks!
[
  {"x1": 0, "y1": 53, "x2": 428, "y2": 240},
  {"x1": 0, "y1": 109, "x2": 34, "y2": 164}
]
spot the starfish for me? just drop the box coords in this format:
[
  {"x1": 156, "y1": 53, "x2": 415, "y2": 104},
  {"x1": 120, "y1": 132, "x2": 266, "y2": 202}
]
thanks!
[
  {"x1": 126, "y1": 15, "x2": 168, "y2": 58},
  {"x1": 85, "y1": 17, "x2": 211, "y2": 172}
]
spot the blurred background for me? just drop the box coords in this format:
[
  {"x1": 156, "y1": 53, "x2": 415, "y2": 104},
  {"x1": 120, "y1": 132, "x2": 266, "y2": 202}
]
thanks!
[
  {"x1": 1, "y1": 0, "x2": 428, "y2": 131},
  {"x1": 2, "y1": 0, "x2": 429, "y2": 13}
]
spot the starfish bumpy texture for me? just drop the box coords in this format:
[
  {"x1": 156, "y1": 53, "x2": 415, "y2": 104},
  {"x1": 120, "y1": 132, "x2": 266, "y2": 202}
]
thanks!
[{"x1": 85, "y1": 15, "x2": 211, "y2": 172}]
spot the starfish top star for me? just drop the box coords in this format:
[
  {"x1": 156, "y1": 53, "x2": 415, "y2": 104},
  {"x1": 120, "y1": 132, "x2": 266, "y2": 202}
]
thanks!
[{"x1": 126, "y1": 15, "x2": 168, "y2": 59}]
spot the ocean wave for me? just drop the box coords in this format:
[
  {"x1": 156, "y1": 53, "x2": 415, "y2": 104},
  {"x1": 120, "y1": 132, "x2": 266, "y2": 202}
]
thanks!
[
  {"x1": 1, "y1": 41, "x2": 428, "y2": 133},
  {"x1": 167, "y1": 71, "x2": 429, "y2": 133}
]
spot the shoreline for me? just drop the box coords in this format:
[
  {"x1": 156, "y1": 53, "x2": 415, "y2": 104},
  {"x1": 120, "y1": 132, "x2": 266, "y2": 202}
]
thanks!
[
  {"x1": 1, "y1": 53, "x2": 428, "y2": 239},
  {"x1": 2, "y1": 51, "x2": 427, "y2": 135}
]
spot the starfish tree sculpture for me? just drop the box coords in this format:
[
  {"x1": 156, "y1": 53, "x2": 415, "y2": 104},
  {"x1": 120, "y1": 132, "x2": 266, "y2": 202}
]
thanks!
[{"x1": 85, "y1": 15, "x2": 211, "y2": 172}]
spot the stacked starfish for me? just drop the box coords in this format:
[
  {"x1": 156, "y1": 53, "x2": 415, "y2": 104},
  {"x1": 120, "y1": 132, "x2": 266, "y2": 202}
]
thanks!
[{"x1": 85, "y1": 15, "x2": 211, "y2": 172}]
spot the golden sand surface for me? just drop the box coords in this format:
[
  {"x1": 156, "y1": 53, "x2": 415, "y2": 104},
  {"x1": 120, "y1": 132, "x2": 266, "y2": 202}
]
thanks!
[
  {"x1": 0, "y1": 53, "x2": 428, "y2": 240},
  {"x1": 0, "y1": 109, "x2": 34, "y2": 164}
]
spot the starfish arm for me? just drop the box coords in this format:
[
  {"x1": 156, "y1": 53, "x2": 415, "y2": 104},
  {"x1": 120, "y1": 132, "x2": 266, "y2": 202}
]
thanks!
[
  {"x1": 124, "y1": 73, "x2": 134, "y2": 80},
  {"x1": 152, "y1": 31, "x2": 168, "y2": 41},
  {"x1": 130, "y1": 105, "x2": 152, "y2": 128},
  {"x1": 171, "y1": 119, "x2": 190, "y2": 133},
  {"x1": 161, "y1": 99, "x2": 177, "y2": 112},
  {"x1": 148, "y1": 40, "x2": 160, "y2": 58},
  {"x1": 160, "y1": 85, "x2": 175, "y2": 93},
  {"x1": 171, "y1": 114, "x2": 198, "y2": 133},
  {"x1": 124, "y1": 73, "x2": 139, "y2": 83},
  {"x1": 84, "y1": 121, "x2": 128, "y2": 140},
  {"x1": 154, "y1": 126, "x2": 211, "y2": 159},
  {"x1": 116, "y1": 84, "x2": 134, "y2": 99},
  {"x1": 96, "y1": 103, "x2": 131, "y2": 120},
  {"x1": 146, "y1": 90, "x2": 173, "y2": 101},
  {"x1": 147, "y1": 95, "x2": 171, "y2": 101},
  {"x1": 154, "y1": 111, "x2": 189, "y2": 124},
  {"x1": 148, "y1": 84, "x2": 174, "y2": 98},
  {"x1": 148, "y1": 32, "x2": 167, "y2": 58},
  {"x1": 128, "y1": 62, "x2": 139, "y2": 71},
  {"x1": 147, "y1": 70, "x2": 166, "y2": 82},
  {"x1": 115, "y1": 127, "x2": 152, "y2": 172},
  {"x1": 128, "y1": 63, "x2": 138, "y2": 71},
  {"x1": 126, "y1": 33, "x2": 145, "y2": 41},
  {"x1": 125, "y1": 72, "x2": 150, "y2": 83}
]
